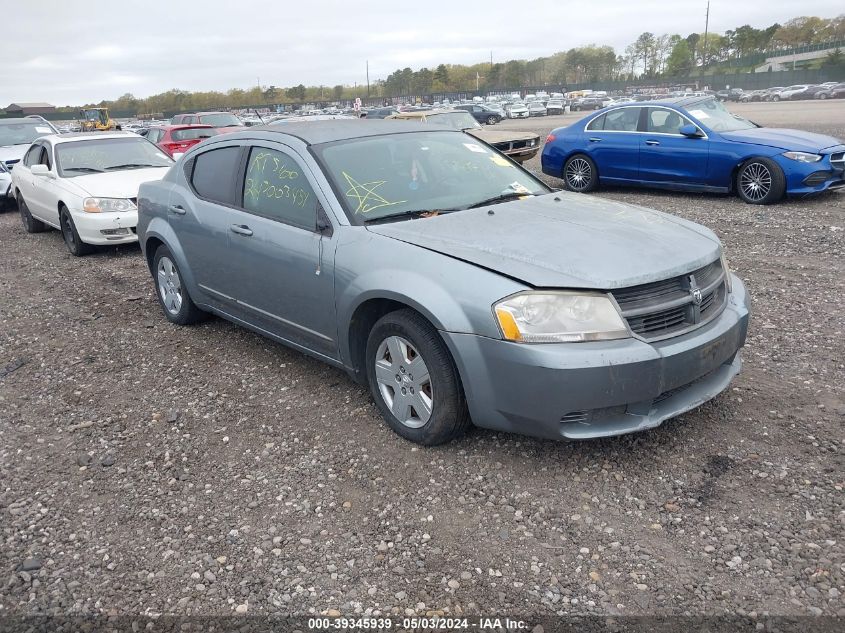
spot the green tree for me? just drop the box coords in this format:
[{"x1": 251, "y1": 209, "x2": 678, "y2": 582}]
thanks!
[
  {"x1": 666, "y1": 39, "x2": 693, "y2": 75},
  {"x1": 286, "y1": 84, "x2": 306, "y2": 102},
  {"x1": 332, "y1": 84, "x2": 344, "y2": 100}
]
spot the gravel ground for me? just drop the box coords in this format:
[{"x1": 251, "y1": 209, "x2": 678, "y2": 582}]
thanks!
[{"x1": 0, "y1": 101, "x2": 843, "y2": 623}]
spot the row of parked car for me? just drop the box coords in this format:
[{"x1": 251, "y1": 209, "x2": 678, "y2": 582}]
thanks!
[
  {"x1": 1, "y1": 112, "x2": 753, "y2": 447},
  {"x1": 720, "y1": 82, "x2": 845, "y2": 102}
]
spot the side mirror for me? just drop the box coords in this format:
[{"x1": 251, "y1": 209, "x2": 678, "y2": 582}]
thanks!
[
  {"x1": 31, "y1": 164, "x2": 55, "y2": 178},
  {"x1": 679, "y1": 123, "x2": 704, "y2": 138}
]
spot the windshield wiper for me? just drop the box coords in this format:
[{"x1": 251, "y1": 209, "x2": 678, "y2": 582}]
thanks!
[
  {"x1": 363, "y1": 209, "x2": 442, "y2": 225},
  {"x1": 63, "y1": 166, "x2": 104, "y2": 173},
  {"x1": 104, "y1": 163, "x2": 165, "y2": 170},
  {"x1": 466, "y1": 191, "x2": 533, "y2": 209}
]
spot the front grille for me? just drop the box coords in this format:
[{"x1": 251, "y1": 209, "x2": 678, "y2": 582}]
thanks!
[
  {"x1": 493, "y1": 141, "x2": 513, "y2": 152},
  {"x1": 129, "y1": 197, "x2": 137, "y2": 205},
  {"x1": 830, "y1": 152, "x2": 844, "y2": 169},
  {"x1": 611, "y1": 259, "x2": 727, "y2": 341}
]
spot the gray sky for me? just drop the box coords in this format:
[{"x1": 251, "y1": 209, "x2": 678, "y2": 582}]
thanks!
[{"x1": 2, "y1": 0, "x2": 840, "y2": 106}]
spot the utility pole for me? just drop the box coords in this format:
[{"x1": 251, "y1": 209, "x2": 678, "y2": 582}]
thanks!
[
  {"x1": 702, "y1": 1, "x2": 710, "y2": 67},
  {"x1": 366, "y1": 60, "x2": 370, "y2": 97}
]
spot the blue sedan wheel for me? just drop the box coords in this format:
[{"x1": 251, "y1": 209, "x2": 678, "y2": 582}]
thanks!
[
  {"x1": 736, "y1": 157, "x2": 785, "y2": 205},
  {"x1": 563, "y1": 155, "x2": 598, "y2": 192}
]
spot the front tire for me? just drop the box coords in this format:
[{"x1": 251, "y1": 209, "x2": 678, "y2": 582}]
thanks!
[
  {"x1": 486, "y1": 115, "x2": 497, "y2": 125},
  {"x1": 772, "y1": 95, "x2": 780, "y2": 102},
  {"x1": 60, "y1": 206, "x2": 94, "y2": 256},
  {"x1": 153, "y1": 245, "x2": 206, "y2": 325},
  {"x1": 18, "y1": 194, "x2": 46, "y2": 233},
  {"x1": 366, "y1": 309, "x2": 469, "y2": 446},
  {"x1": 562, "y1": 154, "x2": 599, "y2": 192},
  {"x1": 736, "y1": 157, "x2": 785, "y2": 205}
]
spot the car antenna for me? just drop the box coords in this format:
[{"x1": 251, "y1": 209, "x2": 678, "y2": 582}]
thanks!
[{"x1": 254, "y1": 109, "x2": 265, "y2": 124}]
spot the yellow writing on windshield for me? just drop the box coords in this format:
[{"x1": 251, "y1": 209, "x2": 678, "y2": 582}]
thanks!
[{"x1": 342, "y1": 172, "x2": 406, "y2": 214}]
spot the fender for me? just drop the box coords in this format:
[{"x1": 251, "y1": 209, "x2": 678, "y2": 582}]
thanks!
[{"x1": 140, "y1": 216, "x2": 203, "y2": 304}]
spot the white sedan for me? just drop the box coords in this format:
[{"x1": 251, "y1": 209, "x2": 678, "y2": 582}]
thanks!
[{"x1": 11, "y1": 132, "x2": 173, "y2": 255}]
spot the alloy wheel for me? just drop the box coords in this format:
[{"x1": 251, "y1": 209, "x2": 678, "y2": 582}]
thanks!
[
  {"x1": 739, "y1": 162, "x2": 772, "y2": 202},
  {"x1": 565, "y1": 158, "x2": 592, "y2": 191},
  {"x1": 374, "y1": 335, "x2": 433, "y2": 429},
  {"x1": 157, "y1": 256, "x2": 183, "y2": 316}
]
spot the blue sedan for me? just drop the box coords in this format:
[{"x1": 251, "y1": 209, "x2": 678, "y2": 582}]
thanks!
[{"x1": 541, "y1": 96, "x2": 845, "y2": 204}]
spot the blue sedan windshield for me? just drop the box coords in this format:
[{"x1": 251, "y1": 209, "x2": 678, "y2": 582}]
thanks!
[{"x1": 685, "y1": 99, "x2": 756, "y2": 133}]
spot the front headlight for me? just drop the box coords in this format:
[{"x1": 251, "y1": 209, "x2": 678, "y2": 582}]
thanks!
[
  {"x1": 782, "y1": 151, "x2": 822, "y2": 163},
  {"x1": 82, "y1": 197, "x2": 137, "y2": 213},
  {"x1": 494, "y1": 292, "x2": 630, "y2": 343}
]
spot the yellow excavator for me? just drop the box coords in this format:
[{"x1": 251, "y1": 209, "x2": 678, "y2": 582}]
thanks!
[{"x1": 78, "y1": 107, "x2": 121, "y2": 131}]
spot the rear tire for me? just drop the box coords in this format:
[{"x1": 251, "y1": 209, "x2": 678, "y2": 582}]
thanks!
[
  {"x1": 60, "y1": 206, "x2": 94, "y2": 256},
  {"x1": 736, "y1": 157, "x2": 785, "y2": 205},
  {"x1": 18, "y1": 194, "x2": 46, "y2": 233},
  {"x1": 772, "y1": 95, "x2": 780, "y2": 102},
  {"x1": 366, "y1": 309, "x2": 470, "y2": 446},
  {"x1": 153, "y1": 245, "x2": 207, "y2": 325},
  {"x1": 486, "y1": 115, "x2": 497, "y2": 125},
  {"x1": 562, "y1": 154, "x2": 599, "y2": 192}
]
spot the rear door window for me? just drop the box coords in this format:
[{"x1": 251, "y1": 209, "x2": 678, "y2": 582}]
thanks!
[
  {"x1": 190, "y1": 146, "x2": 242, "y2": 205},
  {"x1": 601, "y1": 108, "x2": 641, "y2": 131},
  {"x1": 242, "y1": 146, "x2": 317, "y2": 231}
]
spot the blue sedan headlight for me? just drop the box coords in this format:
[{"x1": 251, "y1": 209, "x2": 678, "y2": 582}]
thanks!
[{"x1": 782, "y1": 151, "x2": 822, "y2": 163}]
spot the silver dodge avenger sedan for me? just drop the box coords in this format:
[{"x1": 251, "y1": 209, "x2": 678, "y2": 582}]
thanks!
[{"x1": 137, "y1": 121, "x2": 749, "y2": 445}]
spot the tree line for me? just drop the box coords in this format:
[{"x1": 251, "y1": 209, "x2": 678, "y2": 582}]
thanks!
[{"x1": 69, "y1": 14, "x2": 843, "y2": 114}]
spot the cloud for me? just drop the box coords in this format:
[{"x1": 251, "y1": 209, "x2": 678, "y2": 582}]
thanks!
[{"x1": 1, "y1": 0, "x2": 840, "y2": 106}]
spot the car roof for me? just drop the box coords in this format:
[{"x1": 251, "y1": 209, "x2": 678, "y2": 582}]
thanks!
[
  {"x1": 210, "y1": 119, "x2": 450, "y2": 146},
  {"x1": 391, "y1": 109, "x2": 465, "y2": 119},
  {"x1": 47, "y1": 132, "x2": 142, "y2": 144},
  {"x1": 0, "y1": 118, "x2": 55, "y2": 125},
  {"x1": 638, "y1": 95, "x2": 715, "y2": 108},
  {"x1": 152, "y1": 124, "x2": 214, "y2": 130}
]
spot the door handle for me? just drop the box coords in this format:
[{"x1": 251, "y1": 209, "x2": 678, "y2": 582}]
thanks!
[
  {"x1": 588, "y1": 137, "x2": 603, "y2": 142},
  {"x1": 168, "y1": 204, "x2": 186, "y2": 215},
  {"x1": 645, "y1": 140, "x2": 661, "y2": 146},
  {"x1": 230, "y1": 224, "x2": 253, "y2": 236}
]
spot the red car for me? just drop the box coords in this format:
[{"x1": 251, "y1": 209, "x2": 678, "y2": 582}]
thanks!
[{"x1": 145, "y1": 125, "x2": 219, "y2": 158}]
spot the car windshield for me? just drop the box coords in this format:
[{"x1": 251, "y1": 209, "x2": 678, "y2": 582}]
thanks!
[
  {"x1": 199, "y1": 113, "x2": 243, "y2": 127},
  {"x1": 685, "y1": 98, "x2": 756, "y2": 133},
  {"x1": 315, "y1": 130, "x2": 549, "y2": 223},
  {"x1": 425, "y1": 112, "x2": 481, "y2": 130},
  {"x1": 171, "y1": 127, "x2": 219, "y2": 141},
  {"x1": 56, "y1": 137, "x2": 173, "y2": 176},
  {"x1": 0, "y1": 121, "x2": 55, "y2": 147}
]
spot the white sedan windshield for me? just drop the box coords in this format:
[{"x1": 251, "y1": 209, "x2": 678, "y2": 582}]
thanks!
[{"x1": 56, "y1": 137, "x2": 173, "y2": 176}]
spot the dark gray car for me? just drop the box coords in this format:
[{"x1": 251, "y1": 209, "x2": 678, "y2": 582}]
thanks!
[{"x1": 137, "y1": 121, "x2": 749, "y2": 445}]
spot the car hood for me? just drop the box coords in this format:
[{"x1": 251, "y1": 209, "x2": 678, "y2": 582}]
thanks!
[
  {"x1": 367, "y1": 193, "x2": 721, "y2": 289},
  {"x1": 466, "y1": 129, "x2": 538, "y2": 143},
  {"x1": 0, "y1": 145, "x2": 29, "y2": 164},
  {"x1": 65, "y1": 167, "x2": 171, "y2": 198},
  {"x1": 719, "y1": 127, "x2": 843, "y2": 153}
]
